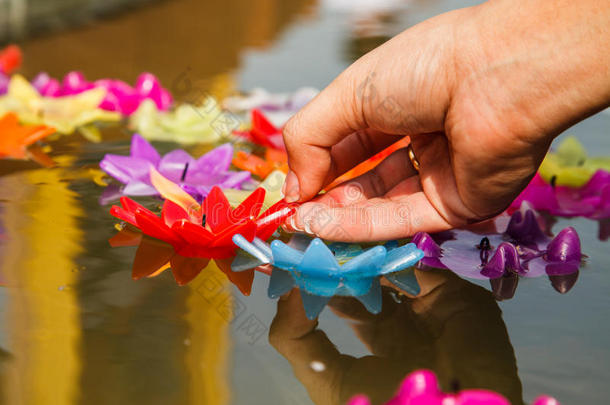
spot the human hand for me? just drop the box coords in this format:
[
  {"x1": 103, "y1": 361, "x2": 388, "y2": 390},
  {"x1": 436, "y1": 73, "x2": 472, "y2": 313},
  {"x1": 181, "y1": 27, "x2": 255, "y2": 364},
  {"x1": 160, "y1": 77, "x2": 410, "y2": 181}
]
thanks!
[{"x1": 282, "y1": 0, "x2": 610, "y2": 241}]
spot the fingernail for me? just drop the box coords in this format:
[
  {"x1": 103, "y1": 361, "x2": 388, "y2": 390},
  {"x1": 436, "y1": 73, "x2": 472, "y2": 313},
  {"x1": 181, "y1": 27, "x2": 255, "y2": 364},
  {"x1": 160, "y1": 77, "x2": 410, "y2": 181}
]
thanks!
[
  {"x1": 279, "y1": 290, "x2": 292, "y2": 301},
  {"x1": 290, "y1": 216, "x2": 303, "y2": 232},
  {"x1": 304, "y1": 220, "x2": 313, "y2": 235},
  {"x1": 284, "y1": 171, "x2": 300, "y2": 203}
]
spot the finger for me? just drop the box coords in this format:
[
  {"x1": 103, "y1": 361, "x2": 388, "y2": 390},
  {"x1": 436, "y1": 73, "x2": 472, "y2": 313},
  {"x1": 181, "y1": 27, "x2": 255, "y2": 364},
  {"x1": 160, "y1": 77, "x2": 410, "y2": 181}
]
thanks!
[
  {"x1": 325, "y1": 136, "x2": 411, "y2": 191},
  {"x1": 269, "y1": 289, "x2": 318, "y2": 341},
  {"x1": 328, "y1": 291, "x2": 400, "y2": 323},
  {"x1": 285, "y1": 149, "x2": 418, "y2": 232},
  {"x1": 325, "y1": 130, "x2": 404, "y2": 186},
  {"x1": 282, "y1": 64, "x2": 371, "y2": 203},
  {"x1": 320, "y1": 147, "x2": 417, "y2": 205},
  {"x1": 291, "y1": 191, "x2": 451, "y2": 242}
]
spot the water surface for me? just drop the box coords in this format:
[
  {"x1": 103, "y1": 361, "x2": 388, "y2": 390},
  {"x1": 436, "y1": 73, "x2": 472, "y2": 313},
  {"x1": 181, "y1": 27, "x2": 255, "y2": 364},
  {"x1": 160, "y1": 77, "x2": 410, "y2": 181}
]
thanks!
[{"x1": 1, "y1": 1, "x2": 609, "y2": 404}]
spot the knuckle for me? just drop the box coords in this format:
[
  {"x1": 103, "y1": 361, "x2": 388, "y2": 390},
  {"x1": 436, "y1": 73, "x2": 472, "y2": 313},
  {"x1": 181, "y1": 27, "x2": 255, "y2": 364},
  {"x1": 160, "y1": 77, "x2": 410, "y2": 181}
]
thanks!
[
  {"x1": 354, "y1": 130, "x2": 375, "y2": 154},
  {"x1": 367, "y1": 169, "x2": 387, "y2": 197},
  {"x1": 361, "y1": 207, "x2": 375, "y2": 240},
  {"x1": 396, "y1": 203, "x2": 414, "y2": 236},
  {"x1": 282, "y1": 115, "x2": 302, "y2": 147}
]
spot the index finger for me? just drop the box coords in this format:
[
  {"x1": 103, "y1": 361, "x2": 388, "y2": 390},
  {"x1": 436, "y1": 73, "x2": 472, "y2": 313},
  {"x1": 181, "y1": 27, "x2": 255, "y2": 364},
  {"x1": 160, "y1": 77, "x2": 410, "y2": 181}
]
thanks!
[{"x1": 282, "y1": 66, "x2": 369, "y2": 202}]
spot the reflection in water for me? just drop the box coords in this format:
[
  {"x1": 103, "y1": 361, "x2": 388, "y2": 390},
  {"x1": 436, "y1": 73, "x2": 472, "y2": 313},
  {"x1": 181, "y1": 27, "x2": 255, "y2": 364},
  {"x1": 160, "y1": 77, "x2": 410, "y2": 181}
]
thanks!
[
  {"x1": 0, "y1": 160, "x2": 83, "y2": 404},
  {"x1": 270, "y1": 268, "x2": 524, "y2": 405},
  {"x1": 0, "y1": 0, "x2": 316, "y2": 402},
  {"x1": 72, "y1": 149, "x2": 233, "y2": 405},
  {"x1": 0, "y1": 1, "x2": 605, "y2": 403},
  {"x1": 491, "y1": 271, "x2": 580, "y2": 300},
  {"x1": 109, "y1": 229, "x2": 257, "y2": 295}
]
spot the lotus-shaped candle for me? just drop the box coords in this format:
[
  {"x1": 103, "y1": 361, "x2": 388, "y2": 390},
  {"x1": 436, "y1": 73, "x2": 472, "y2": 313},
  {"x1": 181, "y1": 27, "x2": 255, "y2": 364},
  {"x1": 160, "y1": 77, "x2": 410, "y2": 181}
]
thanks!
[
  {"x1": 129, "y1": 99, "x2": 227, "y2": 144},
  {"x1": 511, "y1": 172, "x2": 610, "y2": 220},
  {"x1": 233, "y1": 109, "x2": 285, "y2": 150},
  {"x1": 222, "y1": 169, "x2": 287, "y2": 211},
  {"x1": 0, "y1": 75, "x2": 120, "y2": 135},
  {"x1": 100, "y1": 133, "x2": 250, "y2": 202},
  {"x1": 110, "y1": 170, "x2": 296, "y2": 282},
  {"x1": 0, "y1": 113, "x2": 56, "y2": 159},
  {"x1": 436, "y1": 204, "x2": 582, "y2": 280},
  {"x1": 347, "y1": 369, "x2": 559, "y2": 405},
  {"x1": 0, "y1": 45, "x2": 22, "y2": 75},
  {"x1": 223, "y1": 87, "x2": 317, "y2": 114},
  {"x1": 539, "y1": 136, "x2": 610, "y2": 187},
  {"x1": 32, "y1": 71, "x2": 172, "y2": 115},
  {"x1": 232, "y1": 148, "x2": 288, "y2": 179},
  {"x1": 231, "y1": 234, "x2": 423, "y2": 319}
]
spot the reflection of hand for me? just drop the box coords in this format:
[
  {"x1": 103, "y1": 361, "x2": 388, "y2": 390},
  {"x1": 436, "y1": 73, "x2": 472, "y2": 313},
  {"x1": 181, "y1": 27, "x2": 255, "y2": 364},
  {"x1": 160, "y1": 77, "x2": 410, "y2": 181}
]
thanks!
[
  {"x1": 269, "y1": 269, "x2": 524, "y2": 405},
  {"x1": 282, "y1": 0, "x2": 610, "y2": 241}
]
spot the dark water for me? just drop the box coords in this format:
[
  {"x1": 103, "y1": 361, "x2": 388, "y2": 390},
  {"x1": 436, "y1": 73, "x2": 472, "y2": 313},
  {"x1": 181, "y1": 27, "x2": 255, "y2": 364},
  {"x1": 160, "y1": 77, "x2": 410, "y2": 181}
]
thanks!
[{"x1": 0, "y1": 1, "x2": 609, "y2": 404}]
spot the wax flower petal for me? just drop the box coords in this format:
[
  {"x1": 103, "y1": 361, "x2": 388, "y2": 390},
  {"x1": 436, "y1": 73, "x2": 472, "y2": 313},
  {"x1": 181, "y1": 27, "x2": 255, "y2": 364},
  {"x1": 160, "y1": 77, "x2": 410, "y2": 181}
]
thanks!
[
  {"x1": 346, "y1": 369, "x2": 559, "y2": 405},
  {"x1": 233, "y1": 109, "x2": 285, "y2": 150},
  {"x1": 436, "y1": 203, "x2": 583, "y2": 282},
  {"x1": 149, "y1": 168, "x2": 201, "y2": 219},
  {"x1": 480, "y1": 242, "x2": 525, "y2": 279},
  {"x1": 100, "y1": 134, "x2": 250, "y2": 202},
  {"x1": 0, "y1": 45, "x2": 22, "y2": 75},
  {"x1": 223, "y1": 170, "x2": 287, "y2": 210},
  {"x1": 510, "y1": 166, "x2": 610, "y2": 243},
  {"x1": 411, "y1": 231, "x2": 447, "y2": 269},
  {"x1": 31, "y1": 70, "x2": 172, "y2": 115},
  {"x1": 231, "y1": 234, "x2": 423, "y2": 319},
  {"x1": 129, "y1": 99, "x2": 224, "y2": 144},
  {"x1": 232, "y1": 149, "x2": 289, "y2": 179},
  {"x1": 527, "y1": 227, "x2": 582, "y2": 277},
  {"x1": 539, "y1": 136, "x2": 610, "y2": 187},
  {"x1": 0, "y1": 112, "x2": 56, "y2": 160},
  {"x1": 512, "y1": 137, "x2": 610, "y2": 231},
  {"x1": 0, "y1": 75, "x2": 120, "y2": 135},
  {"x1": 223, "y1": 87, "x2": 318, "y2": 115},
  {"x1": 109, "y1": 184, "x2": 296, "y2": 264}
]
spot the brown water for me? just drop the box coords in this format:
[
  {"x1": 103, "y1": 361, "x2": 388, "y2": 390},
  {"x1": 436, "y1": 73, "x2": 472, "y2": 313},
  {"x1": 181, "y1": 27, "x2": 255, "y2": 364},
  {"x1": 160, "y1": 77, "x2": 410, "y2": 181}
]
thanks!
[{"x1": 1, "y1": 1, "x2": 610, "y2": 404}]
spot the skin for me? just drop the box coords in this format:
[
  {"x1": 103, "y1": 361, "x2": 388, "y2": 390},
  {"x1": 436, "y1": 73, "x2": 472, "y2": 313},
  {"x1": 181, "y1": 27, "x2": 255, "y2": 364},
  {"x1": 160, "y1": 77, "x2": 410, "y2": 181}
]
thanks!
[{"x1": 282, "y1": 0, "x2": 610, "y2": 241}]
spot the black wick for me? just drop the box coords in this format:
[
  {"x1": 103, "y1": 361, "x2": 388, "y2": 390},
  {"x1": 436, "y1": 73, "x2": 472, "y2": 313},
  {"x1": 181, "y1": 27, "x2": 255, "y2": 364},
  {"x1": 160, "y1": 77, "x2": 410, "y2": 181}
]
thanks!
[
  {"x1": 201, "y1": 214, "x2": 206, "y2": 227},
  {"x1": 181, "y1": 162, "x2": 189, "y2": 182},
  {"x1": 550, "y1": 175, "x2": 557, "y2": 188},
  {"x1": 477, "y1": 236, "x2": 491, "y2": 264},
  {"x1": 478, "y1": 237, "x2": 491, "y2": 250}
]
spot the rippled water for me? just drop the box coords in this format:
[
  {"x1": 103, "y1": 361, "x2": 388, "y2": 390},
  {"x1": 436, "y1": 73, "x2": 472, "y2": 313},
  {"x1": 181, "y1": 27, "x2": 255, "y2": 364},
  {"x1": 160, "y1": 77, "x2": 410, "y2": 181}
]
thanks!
[{"x1": 1, "y1": 1, "x2": 609, "y2": 404}]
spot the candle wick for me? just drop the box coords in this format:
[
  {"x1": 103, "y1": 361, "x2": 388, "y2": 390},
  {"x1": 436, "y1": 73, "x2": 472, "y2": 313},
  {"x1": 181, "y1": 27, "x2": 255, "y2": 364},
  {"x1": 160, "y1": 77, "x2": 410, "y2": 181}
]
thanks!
[{"x1": 181, "y1": 162, "x2": 189, "y2": 182}]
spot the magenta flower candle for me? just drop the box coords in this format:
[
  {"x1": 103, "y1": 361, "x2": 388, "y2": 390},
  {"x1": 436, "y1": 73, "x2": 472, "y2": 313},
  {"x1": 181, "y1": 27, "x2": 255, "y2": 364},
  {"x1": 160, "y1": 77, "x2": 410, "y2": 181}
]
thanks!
[
  {"x1": 31, "y1": 71, "x2": 172, "y2": 115},
  {"x1": 347, "y1": 370, "x2": 559, "y2": 405},
  {"x1": 510, "y1": 172, "x2": 610, "y2": 219}
]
